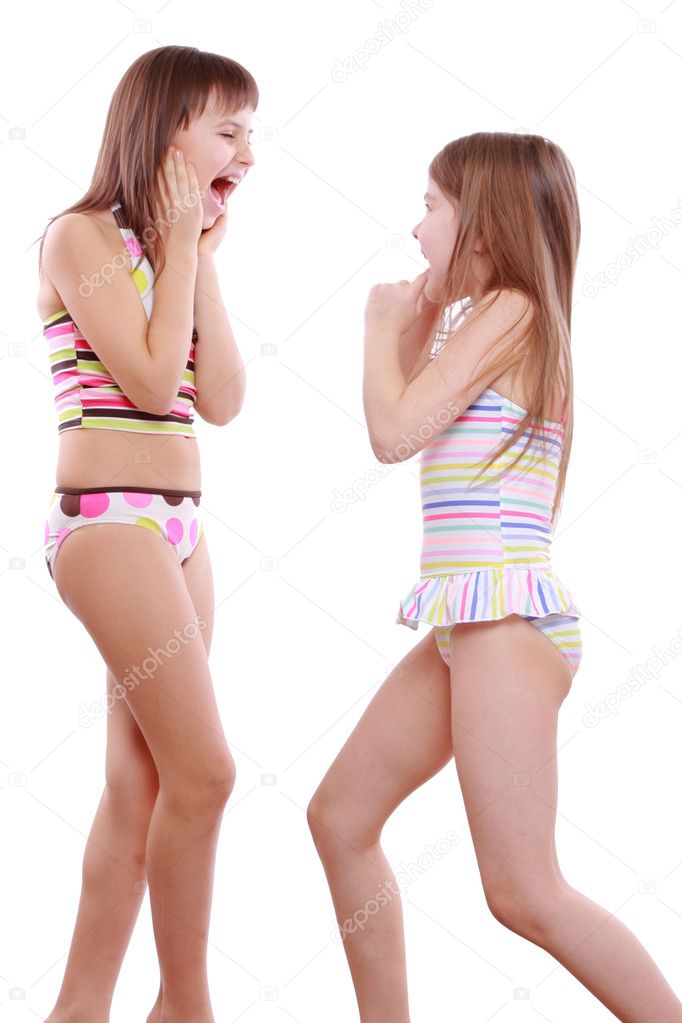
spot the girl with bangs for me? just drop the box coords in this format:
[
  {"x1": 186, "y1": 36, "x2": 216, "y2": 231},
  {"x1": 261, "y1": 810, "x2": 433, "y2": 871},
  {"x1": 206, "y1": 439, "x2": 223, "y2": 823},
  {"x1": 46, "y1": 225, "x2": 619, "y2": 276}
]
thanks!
[
  {"x1": 308, "y1": 133, "x2": 682, "y2": 1021},
  {"x1": 36, "y1": 46, "x2": 256, "y2": 1023}
]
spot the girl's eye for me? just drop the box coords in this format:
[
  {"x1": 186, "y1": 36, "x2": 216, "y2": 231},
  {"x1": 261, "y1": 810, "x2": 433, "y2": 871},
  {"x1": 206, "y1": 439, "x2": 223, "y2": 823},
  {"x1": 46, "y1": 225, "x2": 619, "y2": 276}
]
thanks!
[
  {"x1": 221, "y1": 133, "x2": 235, "y2": 139},
  {"x1": 424, "y1": 203, "x2": 431, "y2": 211}
]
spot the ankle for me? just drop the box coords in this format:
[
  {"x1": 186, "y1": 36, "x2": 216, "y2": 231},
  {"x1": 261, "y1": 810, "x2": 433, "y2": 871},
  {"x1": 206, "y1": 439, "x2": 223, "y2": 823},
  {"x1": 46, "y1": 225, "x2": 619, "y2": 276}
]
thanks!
[
  {"x1": 44, "y1": 1009, "x2": 109, "y2": 1023},
  {"x1": 160, "y1": 1013, "x2": 214, "y2": 1023},
  {"x1": 159, "y1": 1002, "x2": 214, "y2": 1023}
]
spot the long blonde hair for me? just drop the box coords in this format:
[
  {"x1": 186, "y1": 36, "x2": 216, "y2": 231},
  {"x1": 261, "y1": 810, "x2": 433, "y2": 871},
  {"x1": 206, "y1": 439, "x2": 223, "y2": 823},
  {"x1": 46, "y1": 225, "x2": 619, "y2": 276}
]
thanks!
[
  {"x1": 34, "y1": 45, "x2": 259, "y2": 280},
  {"x1": 410, "y1": 132, "x2": 580, "y2": 532}
]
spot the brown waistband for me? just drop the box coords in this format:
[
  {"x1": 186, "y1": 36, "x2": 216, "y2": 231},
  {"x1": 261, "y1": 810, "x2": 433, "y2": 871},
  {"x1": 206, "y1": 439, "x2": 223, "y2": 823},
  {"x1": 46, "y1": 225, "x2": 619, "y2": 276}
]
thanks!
[{"x1": 54, "y1": 485, "x2": 202, "y2": 498}]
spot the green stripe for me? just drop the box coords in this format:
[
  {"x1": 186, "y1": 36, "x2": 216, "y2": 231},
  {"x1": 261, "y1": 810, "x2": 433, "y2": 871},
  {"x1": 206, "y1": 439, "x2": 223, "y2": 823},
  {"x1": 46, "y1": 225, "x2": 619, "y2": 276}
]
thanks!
[
  {"x1": 43, "y1": 307, "x2": 68, "y2": 325},
  {"x1": 84, "y1": 417, "x2": 192, "y2": 434}
]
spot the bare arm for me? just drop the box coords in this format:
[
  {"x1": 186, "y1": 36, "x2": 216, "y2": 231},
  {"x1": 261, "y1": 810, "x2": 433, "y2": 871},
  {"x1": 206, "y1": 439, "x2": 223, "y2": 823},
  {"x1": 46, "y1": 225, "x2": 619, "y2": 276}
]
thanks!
[
  {"x1": 362, "y1": 296, "x2": 442, "y2": 461},
  {"x1": 364, "y1": 289, "x2": 532, "y2": 463},
  {"x1": 191, "y1": 253, "x2": 246, "y2": 426},
  {"x1": 145, "y1": 238, "x2": 199, "y2": 413},
  {"x1": 396, "y1": 298, "x2": 441, "y2": 381},
  {"x1": 42, "y1": 213, "x2": 198, "y2": 415}
]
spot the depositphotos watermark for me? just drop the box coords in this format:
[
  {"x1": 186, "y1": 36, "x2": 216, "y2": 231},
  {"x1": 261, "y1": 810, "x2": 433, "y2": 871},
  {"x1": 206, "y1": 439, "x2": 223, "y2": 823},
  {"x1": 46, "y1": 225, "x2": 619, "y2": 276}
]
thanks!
[
  {"x1": 331, "y1": 829, "x2": 460, "y2": 942},
  {"x1": 581, "y1": 198, "x2": 682, "y2": 298},
  {"x1": 76, "y1": 614, "x2": 208, "y2": 727},
  {"x1": 582, "y1": 627, "x2": 682, "y2": 727},
  {"x1": 331, "y1": 400, "x2": 461, "y2": 512},
  {"x1": 331, "y1": 0, "x2": 435, "y2": 82},
  {"x1": 77, "y1": 189, "x2": 208, "y2": 298}
]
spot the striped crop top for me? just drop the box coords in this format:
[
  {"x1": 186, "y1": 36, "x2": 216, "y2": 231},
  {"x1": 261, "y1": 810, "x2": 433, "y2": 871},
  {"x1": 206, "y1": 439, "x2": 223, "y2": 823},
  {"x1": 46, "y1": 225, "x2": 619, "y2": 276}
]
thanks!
[
  {"x1": 43, "y1": 200, "x2": 198, "y2": 437},
  {"x1": 396, "y1": 304, "x2": 580, "y2": 632}
]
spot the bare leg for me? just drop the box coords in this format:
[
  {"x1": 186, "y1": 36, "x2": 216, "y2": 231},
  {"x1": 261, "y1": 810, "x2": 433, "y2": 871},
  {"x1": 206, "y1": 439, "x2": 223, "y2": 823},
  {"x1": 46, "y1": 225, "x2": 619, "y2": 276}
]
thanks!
[
  {"x1": 448, "y1": 614, "x2": 682, "y2": 1023},
  {"x1": 308, "y1": 628, "x2": 453, "y2": 1022},
  {"x1": 51, "y1": 526, "x2": 229, "y2": 1023},
  {"x1": 145, "y1": 534, "x2": 215, "y2": 1023},
  {"x1": 43, "y1": 669, "x2": 158, "y2": 1023}
]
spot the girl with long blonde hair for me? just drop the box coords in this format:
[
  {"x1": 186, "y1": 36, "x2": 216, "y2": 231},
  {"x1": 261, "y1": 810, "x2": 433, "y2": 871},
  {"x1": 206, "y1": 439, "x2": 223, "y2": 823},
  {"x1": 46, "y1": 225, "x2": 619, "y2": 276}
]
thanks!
[{"x1": 307, "y1": 132, "x2": 682, "y2": 1022}]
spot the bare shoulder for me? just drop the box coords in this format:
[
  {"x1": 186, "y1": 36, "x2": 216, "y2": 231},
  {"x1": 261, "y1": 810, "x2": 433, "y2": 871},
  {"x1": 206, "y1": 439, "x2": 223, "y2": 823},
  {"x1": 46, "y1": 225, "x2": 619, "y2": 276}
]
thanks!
[
  {"x1": 477, "y1": 286, "x2": 534, "y2": 327},
  {"x1": 42, "y1": 212, "x2": 110, "y2": 274},
  {"x1": 39, "y1": 214, "x2": 103, "y2": 319},
  {"x1": 480, "y1": 290, "x2": 566, "y2": 420},
  {"x1": 41, "y1": 210, "x2": 130, "y2": 299},
  {"x1": 441, "y1": 287, "x2": 534, "y2": 363},
  {"x1": 38, "y1": 207, "x2": 157, "y2": 412}
]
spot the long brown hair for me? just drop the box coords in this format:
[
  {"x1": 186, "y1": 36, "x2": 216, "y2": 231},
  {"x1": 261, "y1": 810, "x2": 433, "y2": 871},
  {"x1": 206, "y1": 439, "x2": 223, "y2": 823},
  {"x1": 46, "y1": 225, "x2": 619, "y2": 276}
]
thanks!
[
  {"x1": 35, "y1": 45, "x2": 259, "y2": 279},
  {"x1": 410, "y1": 132, "x2": 580, "y2": 531}
]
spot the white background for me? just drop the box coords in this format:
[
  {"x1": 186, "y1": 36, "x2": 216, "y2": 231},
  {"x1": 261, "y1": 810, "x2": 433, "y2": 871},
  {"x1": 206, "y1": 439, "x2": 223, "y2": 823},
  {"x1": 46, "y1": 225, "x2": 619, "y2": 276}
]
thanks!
[{"x1": 3, "y1": 0, "x2": 682, "y2": 1019}]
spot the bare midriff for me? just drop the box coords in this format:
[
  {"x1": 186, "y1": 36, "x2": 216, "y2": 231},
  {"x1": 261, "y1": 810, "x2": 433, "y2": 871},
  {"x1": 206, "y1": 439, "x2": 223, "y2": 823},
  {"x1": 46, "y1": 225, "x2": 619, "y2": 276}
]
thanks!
[
  {"x1": 38, "y1": 207, "x2": 201, "y2": 492},
  {"x1": 52, "y1": 429, "x2": 201, "y2": 491}
]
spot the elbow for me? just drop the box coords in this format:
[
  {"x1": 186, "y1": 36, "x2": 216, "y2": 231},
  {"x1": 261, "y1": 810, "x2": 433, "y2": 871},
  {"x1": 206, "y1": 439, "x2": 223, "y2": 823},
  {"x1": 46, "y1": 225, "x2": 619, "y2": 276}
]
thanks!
[
  {"x1": 370, "y1": 428, "x2": 414, "y2": 464},
  {"x1": 367, "y1": 412, "x2": 400, "y2": 462},
  {"x1": 229, "y1": 380, "x2": 246, "y2": 421},
  {"x1": 365, "y1": 406, "x2": 400, "y2": 463},
  {"x1": 120, "y1": 387, "x2": 164, "y2": 416},
  {"x1": 375, "y1": 448, "x2": 401, "y2": 465},
  {"x1": 208, "y1": 408, "x2": 232, "y2": 427},
  {"x1": 370, "y1": 431, "x2": 396, "y2": 464},
  {"x1": 200, "y1": 376, "x2": 246, "y2": 427},
  {"x1": 138, "y1": 385, "x2": 177, "y2": 417},
  {"x1": 146, "y1": 395, "x2": 176, "y2": 417},
  {"x1": 209, "y1": 398, "x2": 243, "y2": 428},
  {"x1": 195, "y1": 398, "x2": 239, "y2": 428},
  {"x1": 224, "y1": 369, "x2": 246, "y2": 422}
]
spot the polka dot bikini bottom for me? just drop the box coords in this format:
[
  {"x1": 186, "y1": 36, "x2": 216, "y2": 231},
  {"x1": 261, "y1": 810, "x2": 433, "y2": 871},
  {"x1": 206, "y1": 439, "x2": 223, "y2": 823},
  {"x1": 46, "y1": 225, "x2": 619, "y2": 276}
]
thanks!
[{"x1": 43, "y1": 486, "x2": 204, "y2": 581}]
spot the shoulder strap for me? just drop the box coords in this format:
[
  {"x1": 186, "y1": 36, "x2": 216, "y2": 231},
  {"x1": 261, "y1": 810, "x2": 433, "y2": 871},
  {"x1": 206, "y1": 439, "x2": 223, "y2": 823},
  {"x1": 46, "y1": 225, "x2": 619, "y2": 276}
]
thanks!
[{"x1": 110, "y1": 201, "x2": 154, "y2": 320}]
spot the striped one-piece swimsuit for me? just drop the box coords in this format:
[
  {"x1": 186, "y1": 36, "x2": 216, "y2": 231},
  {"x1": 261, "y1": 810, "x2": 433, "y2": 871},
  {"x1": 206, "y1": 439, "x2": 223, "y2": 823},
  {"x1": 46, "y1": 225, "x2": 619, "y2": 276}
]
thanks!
[
  {"x1": 396, "y1": 323, "x2": 582, "y2": 677},
  {"x1": 42, "y1": 200, "x2": 198, "y2": 436}
]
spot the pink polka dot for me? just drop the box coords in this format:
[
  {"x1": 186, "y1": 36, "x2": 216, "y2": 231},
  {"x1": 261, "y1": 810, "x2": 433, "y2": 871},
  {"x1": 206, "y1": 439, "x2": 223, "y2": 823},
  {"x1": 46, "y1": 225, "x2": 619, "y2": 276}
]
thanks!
[
  {"x1": 57, "y1": 526, "x2": 72, "y2": 544},
  {"x1": 189, "y1": 518, "x2": 198, "y2": 545},
  {"x1": 123, "y1": 491, "x2": 154, "y2": 508},
  {"x1": 165, "y1": 517, "x2": 183, "y2": 545},
  {"x1": 125, "y1": 235, "x2": 142, "y2": 258},
  {"x1": 80, "y1": 492, "x2": 110, "y2": 518}
]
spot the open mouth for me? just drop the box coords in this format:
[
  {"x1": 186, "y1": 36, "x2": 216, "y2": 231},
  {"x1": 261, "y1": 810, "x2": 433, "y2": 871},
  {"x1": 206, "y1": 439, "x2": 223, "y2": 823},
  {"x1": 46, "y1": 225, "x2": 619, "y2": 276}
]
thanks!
[{"x1": 208, "y1": 176, "x2": 239, "y2": 210}]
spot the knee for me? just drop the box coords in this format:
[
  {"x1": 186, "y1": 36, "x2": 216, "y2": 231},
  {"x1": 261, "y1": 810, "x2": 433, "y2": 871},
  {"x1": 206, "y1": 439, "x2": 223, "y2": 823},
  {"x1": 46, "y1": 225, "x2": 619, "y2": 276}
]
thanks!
[
  {"x1": 306, "y1": 787, "x2": 379, "y2": 855},
  {"x1": 483, "y1": 876, "x2": 564, "y2": 942},
  {"x1": 105, "y1": 751, "x2": 159, "y2": 813},
  {"x1": 306, "y1": 790, "x2": 343, "y2": 853},
  {"x1": 163, "y1": 752, "x2": 236, "y2": 816}
]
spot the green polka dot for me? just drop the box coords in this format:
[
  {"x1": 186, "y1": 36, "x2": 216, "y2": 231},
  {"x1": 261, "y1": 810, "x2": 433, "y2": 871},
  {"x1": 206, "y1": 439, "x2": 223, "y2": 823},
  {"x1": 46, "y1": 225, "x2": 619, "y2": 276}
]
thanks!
[
  {"x1": 135, "y1": 516, "x2": 163, "y2": 536},
  {"x1": 131, "y1": 266, "x2": 148, "y2": 294}
]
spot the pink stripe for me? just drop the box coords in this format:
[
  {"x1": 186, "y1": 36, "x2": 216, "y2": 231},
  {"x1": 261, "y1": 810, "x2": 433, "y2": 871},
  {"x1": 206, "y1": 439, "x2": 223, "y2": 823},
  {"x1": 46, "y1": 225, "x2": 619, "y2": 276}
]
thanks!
[
  {"x1": 81, "y1": 394, "x2": 129, "y2": 408},
  {"x1": 45, "y1": 324, "x2": 73, "y2": 339},
  {"x1": 404, "y1": 578, "x2": 431, "y2": 618},
  {"x1": 424, "y1": 512, "x2": 499, "y2": 521},
  {"x1": 79, "y1": 374, "x2": 113, "y2": 386},
  {"x1": 500, "y1": 509, "x2": 549, "y2": 522},
  {"x1": 458, "y1": 575, "x2": 471, "y2": 617}
]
